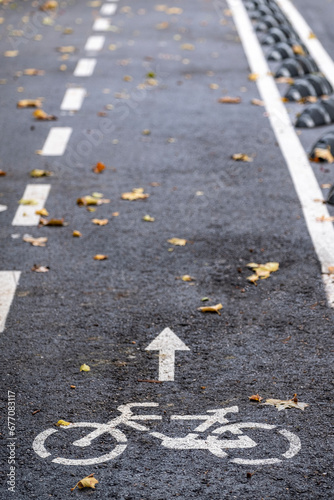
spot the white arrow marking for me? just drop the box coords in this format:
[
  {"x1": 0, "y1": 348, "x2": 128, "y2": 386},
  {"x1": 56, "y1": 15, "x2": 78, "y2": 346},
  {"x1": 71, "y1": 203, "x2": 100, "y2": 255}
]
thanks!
[{"x1": 145, "y1": 328, "x2": 190, "y2": 381}]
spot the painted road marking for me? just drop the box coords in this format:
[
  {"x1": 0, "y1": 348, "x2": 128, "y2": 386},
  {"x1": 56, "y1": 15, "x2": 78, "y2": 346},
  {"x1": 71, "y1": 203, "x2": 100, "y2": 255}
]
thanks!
[
  {"x1": 92, "y1": 18, "x2": 111, "y2": 31},
  {"x1": 227, "y1": 0, "x2": 334, "y2": 307},
  {"x1": 41, "y1": 127, "x2": 72, "y2": 156},
  {"x1": 145, "y1": 328, "x2": 190, "y2": 381},
  {"x1": 0, "y1": 271, "x2": 21, "y2": 333},
  {"x1": 60, "y1": 88, "x2": 86, "y2": 111},
  {"x1": 84, "y1": 36, "x2": 105, "y2": 52},
  {"x1": 277, "y1": 0, "x2": 334, "y2": 88},
  {"x1": 0, "y1": 205, "x2": 7, "y2": 212},
  {"x1": 100, "y1": 3, "x2": 118, "y2": 16},
  {"x1": 73, "y1": 58, "x2": 97, "y2": 77},
  {"x1": 12, "y1": 184, "x2": 51, "y2": 226}
]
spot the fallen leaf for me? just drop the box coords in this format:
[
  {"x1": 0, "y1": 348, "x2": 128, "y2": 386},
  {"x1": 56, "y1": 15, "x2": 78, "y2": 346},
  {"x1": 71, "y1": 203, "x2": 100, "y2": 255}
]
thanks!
[
  {"x1": 123, "y1": 75, "x2": 133, "y2": 82},
  {"x1": 308, "y1": 32, "x2": 317, "y2": 39},
  {"x1": 40, "y1": 0, "x2": 58, "y2": 11},
  {"x1": 246, "y1": 262, "x2": 279, "y2": 283},
  {"x1": 167, "y1": 7, "x2": 183, "y2": 14},
  {"x1": 19, "y1": 199, "x2": 38, "y2": 205},
  {"x1": 142, "y1": 129, "x2": 151, "y2": 135},
  {"x1": 275, "y1": 76, "x2": 294, "y2": 84},
  {"x1": 218, "y1": 96, "x2": 241, "y2": 103},
  {"x1": 77, "y1": 195, "x2": 101, "y2": 206},
  {"x1": 263, "y1": 394, "x2": 309, "y2": 411},
  {"x1": 249, "y1": 394, "x2": 263, "y2": 402},
  {"x1": 156, "y1": 21, "x2": 169, "y2": 30},
  {"x1": 71, "y1": 474, "x2": 98, "y2": 492},
  {"x1": 198, "y1": 303, "x2": 223, "y2": 315},
  {"x1": 23, "y1": 235, "x2": 48, "y2": 247},
  {"x1": 0, "y1": 169, "x2": 7, "y2": 176},
  {"x1": 35, "y1": 208, "x2": 49, "y2": 216},
  {"x1": 248, "y1": 73, "x2": 259, "y2": 81},
  {"x1": 167, "y1": 238, "x2": 187, "y2": 246},
  {"x1": 92, "y1": 161, "x2": 105, "y2": 173},
  {"x1": 4, "y1": 50, "x2": 18, "y2": 57},
  {"x1": 80, "y1": 364, "x2": 90, "y2": 371},
  {"x1": 181, "y1": 275, "x2": 195, "y2": 282},
  {"x1": 39, "y1": 217, "x2": 67, "y2": 226},
  {"x1": 328, "y1": 266, "x2": 334, "y2": 274},
  {"x1": 91, "y1": 192, "x2": 103, "y2": 198},
  {"x1": 313, "y1": 147, "x2": 334, "y2": 164},
  {"x1": 33, "y1": 109, "x2": 57, "y2": 121},
  {"x1": 94, "y1": 254, "x2": 108, "y2": 260},
  {"x1": 292, "y1": 44, "x2": 306, "y2": 56},
  {"x1": 73, "y1": 230, "x2": 82, "y2": 237},
  {"x1": 201, "y1": 297, "x2": 209, "y2": 302},
  {"x1": 112, "y1": 212, "x2": 119, "y2": 217},
  {"x1": 316, "y1": 215, "x2": 334, "y2": 222},
  {"x1": 31, "y1": 264, "x2": 49, "y2": 272},
  {"x1": 232, "y1": 153, "x2": 253, "y2": 162},
  {"x1": 142, "y1": 214, "x2": 155, "y2": 222},
  {"x1": 92, "y1": 218, "x2": 108, "y2": 225},
  {"x1": 30, "y1": 169, "x2": 52, "y2": 177},
  {"x1": 23, "y1": 69, "x2": 45, "y2": 76},
  {"x1": 322, "y1": 184, "x2": 332, "y2": 189},
  {"x1": 55, "y1": 419, "x2": 71, "y2": 427},
  {"x1": 209, "y1": 83, "x2": 219, "y2": 90},
  {"x1": 56, "y1": 46, "x2": 76, "y2": 53},
  {"x1": 251, "y1": 98, "x2": 264, "y2": 106},
  {"x1": 181, "y1": 43, "x2": 195, "y2": 50},
  {"x1": 121, "y1": 188, "x2": 149, "y2": 201},
  {"x1": 146, "y1": 78, "x2": 159, "y2": 86},
  {"x1": 17, "y1": 99, "x2": 42, "y2": 108}
]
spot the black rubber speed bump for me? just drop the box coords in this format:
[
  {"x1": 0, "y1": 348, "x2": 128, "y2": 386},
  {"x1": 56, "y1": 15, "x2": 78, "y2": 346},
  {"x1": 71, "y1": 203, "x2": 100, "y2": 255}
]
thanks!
[
  {"x1": 327, "y1": 185, "x2": 334, "y2": 205},
  {"x1": 249, "y1": 5, "x2": 281, "y2": 19},
  {"x1": 309, "y1": 131, "x2": 334, "y2": 162},
  {"x1": 245, "y1": 0, "x2": 273, "y2": 10},
  {"x1": 285, "y1": 75, "x2": 333, "y2": 101},
  {"x1": 261, "y1": 26, "x2": 299, "y2": 45},
  {"x1": 255, "y1": 14, "x2": 288, "y2": 32},
  {"x1": 275, "y1": 56, "x2": 318, "y2": 78},
  {"x1": 267, "y1": 42, "x2": 309, "y2": 61},
  {"x1": 296, "y1": 99, "x2": 334, "y2": 127}
]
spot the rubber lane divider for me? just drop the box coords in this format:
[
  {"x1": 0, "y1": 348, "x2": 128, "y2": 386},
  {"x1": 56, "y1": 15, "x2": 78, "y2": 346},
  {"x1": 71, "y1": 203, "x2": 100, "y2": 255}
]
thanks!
[
  {"x1": 227, "y1": 0, "x2": 334, "y2": 307},
  {"x1": 12, "y1": 184, "x2": 51, "y2": 226}
]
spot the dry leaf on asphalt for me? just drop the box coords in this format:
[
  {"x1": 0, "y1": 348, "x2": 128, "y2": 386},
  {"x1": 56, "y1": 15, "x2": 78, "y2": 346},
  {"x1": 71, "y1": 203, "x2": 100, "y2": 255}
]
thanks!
[
  {"x1": 312, "y1": 147, "x2": 334, "y2": 163},
  {"x1": 4, "y1": 50, "x2": 19, "y2": 58},
  {"x1": 30, "y1": 169, "x2": 52, "y2": 177},
  {"x1": 168, "y1": 238, "x2": 187, "y2": 246},
  {"x1": 23, "y1": 69, "x2": 45, "y2": 76},
  {"x1": 217, "y1": 96, "x2": 241, "y2": 103},
  {"x1": 248, "y1": 73, "x2": 259, "y2": 81},
  {"x1": 292, "y1": 44, "x2": 306, "y2": 56},
  {"x1": 40, "y1": 1, "x2": 58, "y2": 10},
  {"x1": 142, "y1": 215, "x2": 155, "y2": 222},
  {"x1": 23, "y1": 235, "x2": 48, "y2": 247},
  {"x1": 249, "y1": 394, "x2": 263, "y2": 402},
  {"x1": 19, "y1": 199, "x2": 38, "y2": 205},
  {"x1": 33, "y1": 109, "x2": 57, "y2": 121},
  {"x1": 316, "y1": 215, "x2": 334, "y2": 222},
  {"x1": 246, "y1": 262, "x2": 279, "y2": 283},
  {"x1": 92, "y1": 218, "x2": 108, "y2": 225},
  {"x1": 92, "y1": 161, "x2": 105, "y2": 173},
  {"x1": 31, "y1": 264, "x2": 49, "y2": 273},
  {"x1": 251, "y1": 98, "x2": 264, "y2": 106},
  {"x1": 80, "y1": 364, "x2": 91, "y2": 372},
  {"x1": 71, "y1": 474, "x2": 98, "y2": 492},
  {"x1": 35, "y1": 208, "x2": 49, "y2": 216},
  {"x1": 198, "y1": 303, "x2": 223, "y2": 315},
  {"x1": 94, "y1": 254, "x2": 108, "y2": 260},
  {"x1": 77, "y1": 194, "x2": 109, "y2": 206},
  {"x1": 181, "y1": 43, "x2": 195, "y2": 50},
  {"x1": 55, "y1": 419, "x2": 71, "y2": 426},
  {"x1": 181, "y1": 275, "x2": 195, "y2": 282},
  {"x1": 56, "y1": 46, "x2": 76, "y2": 53},
  {"x1": 72, "y1": 230, "x2": 82, "y2": 237},
  {"x1": 17, "y1": 99, "x2": 43, "y2": 108},
  {"x1": 232, "y1": 153, "x2": 253, "y2": 162},
  {"x1": 121, "y1": 188, "x2": 149, "y2": 201},
  {"x1": 39, "y1": 218, "x2": 67, "y2": 226},
  {"x1": 263, "y1": 394, "x2": 309, "y2": 411}
]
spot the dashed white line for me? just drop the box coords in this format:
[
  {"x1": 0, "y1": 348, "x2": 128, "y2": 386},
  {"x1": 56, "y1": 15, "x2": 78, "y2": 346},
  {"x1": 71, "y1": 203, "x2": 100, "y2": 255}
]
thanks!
[
  {"x1": 41, "y1": 127, "x2": 72, "y2": 156},
  {"x1": 227, "y1": 0, "x2": 334, "y2": 306},
  {"x1": 12, "y1": 184, "x2": 51, "y2": 226},
  {"x1": 73, "y1": 58, "x2": 97, "y2": 77},
  {"x1": 92, "y1": 18, "x2": 111, "y2": 31},
  {"x1": 277, "y1": 0, "x2": 334, "y2": 89},
  {"x1": 60, "y1": 88, "x2": 86, "y2": 111},
  {"x1": 100, "y1": 4, "x2": 118, "y2": 16},
  {"x1": 84, "y1": 36, "x2": 105, "y2": 52},
  {"x1": 0, "y1": 271, "x2": 21, "y2": 333}
]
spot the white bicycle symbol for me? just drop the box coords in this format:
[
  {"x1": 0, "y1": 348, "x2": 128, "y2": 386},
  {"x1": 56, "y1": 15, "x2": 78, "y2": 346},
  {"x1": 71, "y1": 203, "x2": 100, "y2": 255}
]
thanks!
[{"x1": 33, "y1": 403, "x2": 301, "y2": 466}]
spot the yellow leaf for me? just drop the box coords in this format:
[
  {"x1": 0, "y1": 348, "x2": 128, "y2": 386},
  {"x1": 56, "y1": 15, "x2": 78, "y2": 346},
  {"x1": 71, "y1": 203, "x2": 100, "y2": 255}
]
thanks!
[
  {"x1": 55, "y1": 420, "x2": 71, "y2": 427},
  {"x1": 247, "y1": 274, "x2": 259, "y2": 284},
  {"x1": 19, "y1": 199, "x2": 38, "y2": 205},
  {"x1": 248, "y1": 73, "x2": 259, "y2": 81},
  {"x1": 251, "y1": 98, "x2": 264, "y2": 106},
  {"x1": 316, "y1": 215, "x2": 334, "y2": 222},
  {"x1": 33, "y1": 109, "x2": 57, "y2": 121},
  {"x1": 142, "y1": 129, "x2": 151, "y2": 135},
  {"x1": 71, "y1": 474, "x2": 99, "y2": 492},
  {"x1": 77, "y1": 196, "x2": 100, "y2": 206},
  {"x1": 35, "y1": 208, "x2": 49, "y2": 216},
  {"x1": 40, "y1": 1, "x2": 58, "y2": 11},
  {"x1": 313, "y1": 146, "x2": 334, "y2": 164},
  {"x1": 209, "y1": 83, "x2": 219, "y2": 90},
  {"x1": 181, "y1": 275, "x2": 195, "y2": 282},
  {"x1": 92, "y1": 218, "x2": 109, "y2": 225},
  {"x1": 156, "y1": 21, "x2": 169, "y2": 30},
  {"x1": 263, "y1": 394, "x2": 308, "y2": 411},
  {"x1": 24, "y1": 69, "x2": 45, "y2": 76},
  {"x1": 292, "y1": 44, "x2": 306, "y2": 56},
  {"x1": 142, "y1": 215, "x2": 155, "y2": 222},
  {"x1": 30, "y1": 169, "x2": 52, "y2": 177},
  {"x1": 17, "y1": 99, "x2": 42, "y2": 108},
  {"x1": 72, "y1": 230, "x2": 82, "y2": 237},
  {"x1": 80, "y1": 364, "x2": 90, "y2": 371},
  {"x1": 121, "y1": 188, "x2": 149, "y2": 201},
  {"x1": 181, "y1": 43, "x2": 195, "y2": 50},
  {"x1": 232, "y1": 153, "x2": 253, "y2": 162},
  {"x1": 166, "y1": 7, "x2": 183, "y2": 14},
  {"x1": 263, "y1": 262, "x2": 279, "y2": 273},
  {"x1": 4, "y1": 50, "x2": 18, "y2": 57},
  {"x1": 198, "y1": 303, "x2": 223, "y2": 315},
  {"x1": 56, "y1": 46, "x2": 76, "y2": 53},
  {"x1": 218, "y1": 96, "x2": 241, "y2": 103},
  {"x1": 167, "y1": 238, "x2": 187, "y2": 246},
  {"x1": 39, "y1": 218, "x2": 67, "y2": 226},
  {"x1": 308, "y1": 32, "x2": 317, "y2": 39},
  {"x1": 94, "y1": 254, "x2": 108, "y2": 260},
  {"x1": 112, "y1": 212, "x2": 120, "y2": 217}
]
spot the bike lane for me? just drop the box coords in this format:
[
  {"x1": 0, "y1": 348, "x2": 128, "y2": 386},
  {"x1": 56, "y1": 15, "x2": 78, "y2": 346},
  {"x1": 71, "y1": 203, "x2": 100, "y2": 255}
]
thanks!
[{"x1": 0, "y1": 0, "x2": 333, "y2": 498}]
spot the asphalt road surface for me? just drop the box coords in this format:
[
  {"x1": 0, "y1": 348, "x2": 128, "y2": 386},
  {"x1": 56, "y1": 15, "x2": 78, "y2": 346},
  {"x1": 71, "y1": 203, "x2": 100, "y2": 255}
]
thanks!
[{"x1": 0, "y1": 0, "x2": 333, "y2": 498}]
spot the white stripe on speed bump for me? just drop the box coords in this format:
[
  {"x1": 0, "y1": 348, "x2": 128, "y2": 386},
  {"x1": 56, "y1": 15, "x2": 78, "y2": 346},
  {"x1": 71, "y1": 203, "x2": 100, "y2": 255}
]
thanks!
[
  {"x1": 277, "y1": 0, "x2": 334, "y2": 89},
  {"x1": 60, "y1": 88, "x2": 86, "y2": 111},
  {"x1": 0, "y1": 271, "x2": 21, "y2": 333},
  {"x1": 92, "y1": 18, "x2": 111, "y2": 31},
  {"x1": 73, "y1": 59, "x2": 97, "y2": 77},
  {"x1": 41, "y1": 127, "x2": 72, "y2": 156},
  {"x1": 85, "y1": 36, "x2": 105, "y2": 52},
  {"x1": 100, "y1": 4, "x2": 117, "y2": 16},
  {"x1": 227, "y1": 0, "x2": 334, "y2": 306},
  {"x1": 12, "y1": 184, "x2": 51, "y2": 226}
]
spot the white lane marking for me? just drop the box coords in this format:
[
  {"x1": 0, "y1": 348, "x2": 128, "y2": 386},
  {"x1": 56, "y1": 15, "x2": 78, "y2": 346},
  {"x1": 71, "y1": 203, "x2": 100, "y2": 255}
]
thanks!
[
  {"x1": 145, "y1": 328, "x2": 190, "y2": 381},
  {"x1": 277, "y1": 0, "x2": 334, "y2": 89},
  {"x1": 12, "y1": 184, "x2": 51, "y2": 226},
  {"x1": 0, "y1": 205, "x2": 7, "y2": 212},
  {"x1": 73, "y1": 58, "x2": 97, "y2": 77},
  {"x1": 60, "y1": 88, "x2": 86, "y2": 111},
  {"x1": 41, "y1": 127, "x2": 72, "y2": 156},
  {"x1": 92, "y1": 18, "x2": 111, "y2": 31},
  {"x1": 0, "y1": 271, "x2": 21, "y2": 333},
  {"x1": 100, "y1": 3, "x2": 117, "y2": 15},
  {"x1": 84, "y1": 36, "x2": 105, "y2": 52},
  {"x1": 227, "y1": 0, "x2": 334, "y2": 306}
]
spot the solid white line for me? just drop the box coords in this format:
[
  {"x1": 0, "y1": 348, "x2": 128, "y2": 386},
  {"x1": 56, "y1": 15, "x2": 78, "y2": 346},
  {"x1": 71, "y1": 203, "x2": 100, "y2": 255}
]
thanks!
[
  {"x1": 60, "y1": 88, "x2": 86, "y2": 111},
  {"x1": 277, "y1": 0, "x2": 334, "y2": 89},
  {"x1": 0, "y1": 271, "x2": 21, "y2": 333},
  {"x1": 73, "y1": 58, "x2": 97, "y2": 77},
  {"x1": 92, "y1": 18, "x2": 111, "y2": 31},
  {"x1": 100, "y1": 3, "x2": 117, "y2": 15},
  {"x1": 227, "y1": 0, "x2": 334, "y2": 305},
  {"x1": 41, "y1": 127, "x2": 72, "y2": 156},
  {"x1": 12, "y1": 184, "x2": 51, "y2": 226},
  {"x1": 84, "y1": 36, "x2": 105, "y2": 52}
]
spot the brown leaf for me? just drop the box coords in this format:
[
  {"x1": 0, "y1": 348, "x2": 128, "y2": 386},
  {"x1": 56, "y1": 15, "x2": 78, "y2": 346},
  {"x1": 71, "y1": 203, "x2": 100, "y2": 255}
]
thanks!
[
  {"x1": 232, "y1": 153, "x2": 253, "y2": 162},
  {"x1": 92, "y1": 218, "x2": 109, "y2": 226},
  {"x1": 0, "y1": 169, "x2": 7, "y2": 176},
  {"x1": 17, "y1": 99, "x2": 43, "y2": 108},
  {"x1": 292, "y1": 44, "x2": 306, "y2": 56},
  {"x1": 56, "y1": 46, "x2": 76, "y2": 53},
  {"x1": 263, "y1": 394, "x2": 309, "y2": 411},
  {"x1": 251, "y1": 98, "x2": 264, "y2": 106},
  {"x1": 4, "y1": 50, "x2": 18, "y2": 58},
  {"x1": 40, "y1": 1, "x2": 58, "y2": 11},
  {"x1": 23, "y1": 69, "x2": 45, "y2": 76},
  {"x1": 30, "y1": 169, "x2": 52, "y2": 177},
  {"x1": 31, "y1": 264, "x2": 49, "y2": 273},
  {"x1": 121, "y1": 188, "x2": 149, "y2": 201},
  {"x1": 92, "y1": 161, "x2": 106, "y2": 174},
  {"x1": 316, "y1": 215, "x2": 334, "y2": 222},
  {"x1": 39, "y1": 218, "x2": 67, "y2": 226},
  {"x1": 308, "y1": 32, "x2": 317, "y2": 39},
  {"x1": 23, "y1": 235, "x2": 48, "y2": 247},
  {"x1": 167, "y1": 238, "x2": 187, "y2": 246},
  {"x1": 198, "y1": 303, "x2": 223, "y2": 315},
  {"x1": 77, "y1": 195, "x2": 101, "y2": 206},
  {"x1": 249, "y1": 394, "x2": 263, "y2": 402},
  {"x1": 218, "y1": 96, "x2": 241, "y2": 104},
  {"x1": 71, "y1": 474, "x2": 99, "y2": 492},
  {"x1": 33, "y1": 109, "x2": 57, "y2": 121},
  {"x1": 275, "y1": 76, "x2": 294, "y2": 84},
  {"x1": 313, "y1": 146, "x2": 334, "y2": 164},
  {"x1": 35, "y1": 208, "x2": 49, "y2": 216},
  {"x1": 94, "y1": 254, "x2": 108, "y2": 260},
  {"x1": 72, "y1": 230, "x2": 82, "y2": 237}
]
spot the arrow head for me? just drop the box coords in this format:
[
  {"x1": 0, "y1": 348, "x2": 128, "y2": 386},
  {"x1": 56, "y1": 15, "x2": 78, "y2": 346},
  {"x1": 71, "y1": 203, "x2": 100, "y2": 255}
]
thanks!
[{"x1": 145, "y1": 328, "x2": 190, "y2": 352}]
